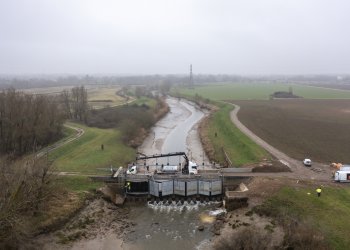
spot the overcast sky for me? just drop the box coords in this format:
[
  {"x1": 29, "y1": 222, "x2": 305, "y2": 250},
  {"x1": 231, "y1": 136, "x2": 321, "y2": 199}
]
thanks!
[{"x1": 0, "y1": 0, "x2": 349, "y2": 75}]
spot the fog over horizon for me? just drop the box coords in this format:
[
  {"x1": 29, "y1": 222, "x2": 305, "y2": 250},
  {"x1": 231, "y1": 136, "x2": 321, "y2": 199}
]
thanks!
[{"x1": 1, "y1": 0, "x2": 350, "y2": 75}]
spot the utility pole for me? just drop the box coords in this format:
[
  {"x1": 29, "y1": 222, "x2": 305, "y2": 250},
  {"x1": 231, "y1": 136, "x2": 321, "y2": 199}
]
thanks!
[{"x1": 189, "y1": 64, "x2": 194, "y2": 89}]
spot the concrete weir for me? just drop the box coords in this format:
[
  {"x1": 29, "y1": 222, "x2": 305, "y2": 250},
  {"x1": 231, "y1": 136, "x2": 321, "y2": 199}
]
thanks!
[
  {"x1": 93, "y1": 171, "x2": 253, "y2": 205},
  {"x1": 93, "y1": 170, "x2": 252, "y2": 204}
]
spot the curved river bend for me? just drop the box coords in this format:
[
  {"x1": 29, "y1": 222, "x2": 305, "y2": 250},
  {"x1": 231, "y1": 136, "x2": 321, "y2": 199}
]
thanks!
[{"x1": 139, "y1": 97, "x2": 209, "y2": 165}]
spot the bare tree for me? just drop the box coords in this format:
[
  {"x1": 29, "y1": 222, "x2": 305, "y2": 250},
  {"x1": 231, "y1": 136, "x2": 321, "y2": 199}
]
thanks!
[
  {"x1": 60, "y1": 89, "x2": 72, "y2": 119},
  {"x1": 0, "y1": 89, "x2": 65, "y2": 156},
  {"x1": 0, "y1": 156, "x2": 55, "y2": 248},
  {"x1": 70, "y1": 86, "x2": 88, "y2": 122}
]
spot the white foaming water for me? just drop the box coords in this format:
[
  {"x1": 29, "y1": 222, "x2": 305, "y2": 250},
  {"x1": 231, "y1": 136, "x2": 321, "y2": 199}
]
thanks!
[
  {"x1": 196, "y1": 238, "x2": 213, "y2": 250},
  {"x1": 147, "y1": 200, "x2": 221, "y2": 212},
  {"x1": 209, "y1": 208, "x2": 227, "y2": 216}
]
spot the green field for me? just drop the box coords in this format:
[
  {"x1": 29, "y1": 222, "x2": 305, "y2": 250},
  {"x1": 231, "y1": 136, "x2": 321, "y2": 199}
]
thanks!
[
  {"x1": 50, "y1": 122, "x2": 135, "y2": 174},
  {"x1": 175, "y1": 83, "x2": 350, "y2": 100},
  {"x1": 256, "y1": 185, "x2": 350, "y2": 249},
  {"x1": 205, "y1": 103, "x2": 269, "y2": 166}
]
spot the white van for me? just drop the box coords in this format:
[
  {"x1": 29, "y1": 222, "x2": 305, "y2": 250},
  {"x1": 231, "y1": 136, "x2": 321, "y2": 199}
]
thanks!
[{"x1": 303, "y1": 159, "x2": 312, "y2": 167}]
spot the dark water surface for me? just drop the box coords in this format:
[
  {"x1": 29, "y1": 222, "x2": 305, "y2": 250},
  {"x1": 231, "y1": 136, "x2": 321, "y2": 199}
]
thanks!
[{"x1": 124, "y1": 201, "x2": 219, "y2": 250}]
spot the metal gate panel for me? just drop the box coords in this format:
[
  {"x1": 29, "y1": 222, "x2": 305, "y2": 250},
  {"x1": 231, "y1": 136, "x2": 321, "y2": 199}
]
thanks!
[
  {"x1": 211, "y1": 180, "x2": 222, "y2": 195},
  {"x1": 161, "y1": 180, "x2": 174, "y2": 196},
  {"x1": 149, "y1": 180, "x2": 159, "y2": 197},
  {"x1": 198, "y1": 180, "x2": 211, "y2": 196},
  {"x1": 187, "y1": 180, "x2": 198, "y2": 196},
  {"x1": 174, "y1": 180, "x2": 186, "y2": 196}
]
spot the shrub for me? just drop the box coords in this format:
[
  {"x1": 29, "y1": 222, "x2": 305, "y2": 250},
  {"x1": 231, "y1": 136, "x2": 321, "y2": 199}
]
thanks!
[{"x1": 214, "y1": 226, "x2": 270, "y2": 250}]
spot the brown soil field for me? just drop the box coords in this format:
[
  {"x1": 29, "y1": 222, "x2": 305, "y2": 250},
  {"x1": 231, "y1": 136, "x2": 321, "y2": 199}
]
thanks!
[{"x1": 232, "y1": 99, "x2": 350, "y2": 164}]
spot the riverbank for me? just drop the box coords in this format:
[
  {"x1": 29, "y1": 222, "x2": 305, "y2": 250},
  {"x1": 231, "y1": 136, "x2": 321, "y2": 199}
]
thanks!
[
  {"x1": 34, "y1": 198, "x2": 133, "y2": 250},
  {"x1": 172, "y1": 92, "x2": 270, "y2": 167}
]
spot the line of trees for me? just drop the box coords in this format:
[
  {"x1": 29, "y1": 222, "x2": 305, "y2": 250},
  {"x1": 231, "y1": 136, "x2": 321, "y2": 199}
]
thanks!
[
  {"x1": 0, "y1": 89, "x2": 65, "y2": 156},
  {"x1": 60, "y1": 86, "x2": 88, "y2": 122}
]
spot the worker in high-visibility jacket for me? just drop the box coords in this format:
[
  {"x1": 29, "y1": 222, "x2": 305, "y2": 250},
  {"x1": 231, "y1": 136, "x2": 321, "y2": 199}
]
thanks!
[
  {"x1": 125, "y1": 182, "x2": 131, "y2": 192},
  {"x1": 316, "y1": 187, "x2": 322, "y2": 197}
]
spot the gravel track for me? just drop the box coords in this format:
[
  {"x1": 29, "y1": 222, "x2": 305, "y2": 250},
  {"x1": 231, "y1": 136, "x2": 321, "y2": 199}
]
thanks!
[{"x1": 36, "y1": 124, "x2": 85, "y2": 158}]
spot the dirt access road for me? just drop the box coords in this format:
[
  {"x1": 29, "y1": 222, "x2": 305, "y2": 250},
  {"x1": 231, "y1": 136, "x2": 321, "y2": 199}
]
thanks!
[
  {"x1": 36, "y1": 124, "x2": 84, "y2": 158},
  {"x1": 229, "y1": 103, "x2": 333, "y2": 182}
]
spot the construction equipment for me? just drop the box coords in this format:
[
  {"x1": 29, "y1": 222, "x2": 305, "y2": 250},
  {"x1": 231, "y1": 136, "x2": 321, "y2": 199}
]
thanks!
[
  {"x1": 136, "y1": 152, "x2": 198, "y2": 174},
  {"x1": 126, "y1": 165, "x2": 137, "y2": 175},
  {"x1": 330, "y1": 162, "x2": 343, "y2": 170}
]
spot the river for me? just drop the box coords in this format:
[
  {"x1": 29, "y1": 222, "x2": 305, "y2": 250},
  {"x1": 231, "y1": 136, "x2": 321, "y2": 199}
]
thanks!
[
  {"x1": 124, "y1": 97, "x2": 215, "y2": 250},
  {"x1": 139, "y1": 97, "x2": 209, "y2": 165},
  {"x1": 40, "y1": 97, "x2": 217, "y2": 250}
]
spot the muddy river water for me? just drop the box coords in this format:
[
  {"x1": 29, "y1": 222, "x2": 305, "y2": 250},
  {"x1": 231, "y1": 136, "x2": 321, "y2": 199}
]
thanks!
[
  {"x1": 139, "y1": 97, "x2": 209, "y2": 165},
  {"x1": 123, "y1": 97, "x2": 216, "y2": 250},
  {"x1": 123, "y1": 201, "x2": 218, "y2": 250}
]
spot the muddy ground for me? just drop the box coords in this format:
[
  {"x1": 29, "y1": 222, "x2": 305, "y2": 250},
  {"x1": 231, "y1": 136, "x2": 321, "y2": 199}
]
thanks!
[{"x1": 35, "y1": 198, "x2": 132, "y2": 249}]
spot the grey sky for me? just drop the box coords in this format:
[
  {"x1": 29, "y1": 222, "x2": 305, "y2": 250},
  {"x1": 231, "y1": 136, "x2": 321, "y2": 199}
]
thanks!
[{"x1": 0, "y1": 0, "x2": 349, "y2": 75}]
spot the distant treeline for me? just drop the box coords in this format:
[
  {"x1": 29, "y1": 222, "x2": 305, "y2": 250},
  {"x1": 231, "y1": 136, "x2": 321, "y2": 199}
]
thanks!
[
  {"x1": 2, "y1": 74, "x2": 337, "y2": 89},
  {"x1": 0, "y1": 89, "x2": 65, "y2": 156},
  {"x1": 0, "y1": 74, "x2": 233, "y2": 89}
]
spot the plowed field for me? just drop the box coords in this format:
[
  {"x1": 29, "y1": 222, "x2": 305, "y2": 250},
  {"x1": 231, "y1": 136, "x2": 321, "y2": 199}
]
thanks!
[{"x1": 232, "y1": 99, "x2": 350, "y2": 163}]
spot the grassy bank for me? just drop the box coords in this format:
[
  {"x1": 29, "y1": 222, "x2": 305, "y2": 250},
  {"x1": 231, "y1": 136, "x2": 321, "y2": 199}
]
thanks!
[
  {"x1": 202, "y1": 102, "x2": 269, "y2": 166},
  {"x1": 172, "y1": 91, "x2": 270, "y2": 166},
  {"x1": 50, "y1": 122, "x2": 135, "y2": 175},
  {"x1": 254, "y1": 185, "x2": 350, "y2": 249},
  {"x1": 35, "y1": 114, "x2": 141, "y2": 235},
  {"x1": 56, "y1": 175, "x2": 102, "y2": 194}
]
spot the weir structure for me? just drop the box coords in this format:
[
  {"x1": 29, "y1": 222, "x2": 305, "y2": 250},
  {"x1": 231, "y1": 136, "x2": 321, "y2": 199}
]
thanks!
[
  {"x1": 92, "y1": 152, "x2": 253, "y2": 203},
  {"x1": 125, "y1": 173, "x2": 223, "y2": 198}
]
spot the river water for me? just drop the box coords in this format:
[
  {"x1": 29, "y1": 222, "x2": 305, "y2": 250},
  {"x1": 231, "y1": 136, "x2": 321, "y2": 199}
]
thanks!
[
  {"x1": 124, "y1": 201, "x2": 218, "y2": 250},
  {"x1": 139, "y1": 97, "x2": 209, "y2": 165},
  {"x1": 123, "y1": 97, "x2": 217, "y2": 250}
]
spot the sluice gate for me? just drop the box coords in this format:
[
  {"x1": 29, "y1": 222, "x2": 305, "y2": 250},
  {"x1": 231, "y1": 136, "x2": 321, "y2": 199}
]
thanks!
[{"x1": 125, "y1": 174, "x2": 223, "y2": 198}]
